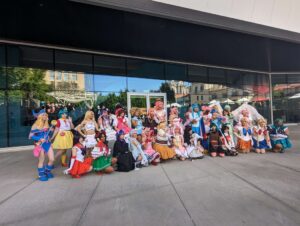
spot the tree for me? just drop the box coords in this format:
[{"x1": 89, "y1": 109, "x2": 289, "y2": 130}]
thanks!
[
  {"x1": 7, "y1": 67, "x2": 53, "y2": 106},
  {"x1": 159, "y1": 82, "x2": 175, "y2": 103}
]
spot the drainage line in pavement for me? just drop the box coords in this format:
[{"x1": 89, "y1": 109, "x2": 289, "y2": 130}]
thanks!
[
  {"x1": 74, "y1": 176, "x2": 103, "y2": 226},
  {"x1": 263, "y1": 160, "x2": 300, "y2": 173},
  {"x1": 0, "y1": 179, "x2": 36, "y2": 206},
  {"x1": 210, "y1": 159, "x2": 300, "y2": 215},
  {"x1": 160, "y1": 164, "x2": 197, "y2": 226}
]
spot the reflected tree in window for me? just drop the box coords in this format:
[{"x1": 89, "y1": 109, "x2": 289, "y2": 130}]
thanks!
[
  {"x1": 7, "y1": 67, "x2": 53, "y2": 105},
  {"x1": 159, "y1": 82, "x2": 175, "y2": 103}
]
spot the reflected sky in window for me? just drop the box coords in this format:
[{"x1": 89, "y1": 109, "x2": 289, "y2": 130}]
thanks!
[
  {"x1": 94, "y1": 74, "x2": 127, "y2": 92},
  {"x1": 128, "y1": 77, "x2": 164, "y2": 92}
]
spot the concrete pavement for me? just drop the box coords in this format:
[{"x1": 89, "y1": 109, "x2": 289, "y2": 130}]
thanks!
[{"x1": 0, "y1": 126, "x2": 299, "y2": 226}]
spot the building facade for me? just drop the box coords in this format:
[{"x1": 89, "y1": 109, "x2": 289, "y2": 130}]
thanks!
[{"x1": 0, "y1": 0, "x2": 300, "y2": 147}]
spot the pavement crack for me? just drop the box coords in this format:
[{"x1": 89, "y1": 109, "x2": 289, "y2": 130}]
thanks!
[
  {"x1": 210, "y1": 159, "x2": 300, "y2": 215},
  {"x1": 263, "y1": 159, "x2": 300, "y2": 173},
  {"x1": 74, "y1": 176, "x2": 103, "y2": 226},
  {"x1": 0, "y1": 179, "x2": 36, "y2": 206},
  {"x1": 160, "y1": 164, "x2": 197, "y2": 226}
]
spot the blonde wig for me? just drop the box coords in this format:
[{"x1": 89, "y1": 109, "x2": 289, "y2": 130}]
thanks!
[
  {"x1": 84, "y1": 110, "x2": 96, "y2": 122},
  {"x1": 32, "y1": 113, "x2": 49, "y2": 130}
]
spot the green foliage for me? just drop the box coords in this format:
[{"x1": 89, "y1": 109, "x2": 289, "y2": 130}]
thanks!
[
  {"x1": 7, "y1": 67, "x2": 53, "y2": 101},
  {"x1": 99, "y1": 89, "x2": 149, "y2": 111},
  {"x1": 159, "y1": 82, "x2": 175, "y2": 103},
  {"x1": 99, "y1": 92, "x2": 119, "y2": 111}
]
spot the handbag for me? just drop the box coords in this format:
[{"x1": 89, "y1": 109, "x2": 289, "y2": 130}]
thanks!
[{"x1": 33, "y1": 144, "x2": 43, "y2": 157}]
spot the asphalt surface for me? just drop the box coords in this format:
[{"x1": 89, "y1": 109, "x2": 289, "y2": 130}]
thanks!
[{"x1": 0, "y1": 126, "x2": 299, "y2": 226}]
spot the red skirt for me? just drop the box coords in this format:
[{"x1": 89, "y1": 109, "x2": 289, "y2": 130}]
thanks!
[{"x1": 70, "y1": 157, "x2": 93, "y2": 176}]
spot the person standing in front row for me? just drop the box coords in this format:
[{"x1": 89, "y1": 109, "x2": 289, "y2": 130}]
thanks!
[
  {"x1": 29, "y1": 110, "x2": 55, "y2": 181},
  {"x1": 52, "y1": 109, "x2": 74, "y2": 167},
  {"x1": 76, "y1": 110, "x2": 99, "y2": 154}
]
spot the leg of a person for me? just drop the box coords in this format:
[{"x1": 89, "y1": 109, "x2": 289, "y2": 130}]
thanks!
[
  {"x1": 38, "y1": 150, "x2": 45, "y2": 168},
  {"x1": 104, "y1": 166, "x2": 114, "y2": 174},
  {"x1": 47, "y1": 148, "x2": 55, "y2": 166},
  {"x1": 37, "y1": 151, "x2": 47, "y2": 181}
]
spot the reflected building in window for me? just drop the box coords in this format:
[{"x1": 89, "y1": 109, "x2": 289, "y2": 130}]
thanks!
[
  {"x1": 168, "y1": 80, "x2": 191, "y2": 106},
  {"x1": 44, "y1": 70, "x2": 86, "y2": 91}
]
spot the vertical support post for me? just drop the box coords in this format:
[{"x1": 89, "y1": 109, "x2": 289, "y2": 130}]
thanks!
[
  {"x1": 127, "y1": 92, "x2": 131, "y2": 128},
  {"x1": 146, "y1": 93, "x2": 150, "y2": 113},
  {"x1": 269, "y1": 73, "x2": 274, "y2": 125}
]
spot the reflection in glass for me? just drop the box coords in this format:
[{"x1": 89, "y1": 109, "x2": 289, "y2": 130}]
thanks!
[
  {"x1": 165, "y1": 63, "x2": 187, "y2": 81},
  {"x1": 0, "y1": 67, "x2": 6, "y2": 89},
  {"x1": 127, "y1": 77, "x2": 164, "y2": 92},
  {"x1": 272, "y1": 74, "x2": 288, "y2": 122},
  {"x1": 55, "y1": 50, "x2": 93, "y2": 73},
  {"x1": 129, "y1": 96, "x2": 147, "y2": 125},
  {"x1": 7, "y1": 46, "x2": 53, "y2": 69},
  {"x1": 94, "y1": 74, "x2": 126, "y2": 92},
  {"x1": 188, "y1": 65, "x2": 208, "y2": 83},
  {"x1": 95, "y1": 92, "x2": 124, "y2": 114},
  {"x1": 0, "y1": 91, "x2": 7, "y2": 147},
  {"x1": 0, "y1": 45, "x2": 5, "y2": 67},
  {"x1": 127, "y1": 59, "x2": 164, "y2": 79},
  {"x1": 208, "y1": 68, "x2": 226, "y2": 84},
  {"x1": 286, "y1": 74, "x2": 300, "y2": 122},
  {"x1": 94, "y1": 55, "x2": 126, "y2": 76}
]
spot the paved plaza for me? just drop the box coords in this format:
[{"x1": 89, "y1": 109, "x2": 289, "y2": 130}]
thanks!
[{"x1": 0, "y1": 126, "x2": 299, "y2": 226}]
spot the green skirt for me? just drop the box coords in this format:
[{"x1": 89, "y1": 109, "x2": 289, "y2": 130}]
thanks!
[{"x1": 93, "y1": 156, "x2": 112, "y2": 171}]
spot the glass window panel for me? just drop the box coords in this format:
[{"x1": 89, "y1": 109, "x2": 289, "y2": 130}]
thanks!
[
  {"x1": 0, "y1": 45, "x2": 5, "y2": 67},
  {"x1": 165, "y1": 63, "x2": 187, "y2": 81},
  {"x1": 286, "y1": 74, "x2": 300, "y2": 122},
  {"x1": 49, "y1": 71, "x2": 55, "y2": 81},
  {"x1": 0, "y1": 66, "x2": 6, "y2": 89},
  {"x1": 285, "y1": 74, "x2": 300, "y2": 98},
  {"x1": 56, "y1": 71, "x2": 62, "y2": 81},
  {"x1": 226, "y1": 70, "x2": 243, "y2": 88},
  {"x1": 72, "y1": 73, "x2": 77, "y2": 81},
  {"x1": 128, "y1": 77, "x2": 165, "y2": 92},
  {"x1": 47, "y1": 91, "x2": 96, "y2": 126},
  {"x1": 287, "y1": 74, "x2": 300, "y2": 84},
  {"x1": 166, "y1": 80, "x2": 191, "y2": 107},
  {"x1": 243, "y1": 73, "x2": 269, "y2": 98},
  {"x1": 190, "y1": 94, "x2": 210, "y2": 105},
  {"x1": 272, "y1": 74, "x2": 288, "y2": 99},
  {"x1": 55, "y1": 50, "x2": 93, "y2": 73},
  {"x1": 0, "y1": 45, "x2": 6, "y2": 89},
  {"x1": 243, "y1": 73, "x2": 257, "y2": 97},
  {"x1": 63, "y1": 72, "x2": 69, "y2": 81},
  {"x1": 127, "y1": 59, "x2": 164, "y2": 80},
  {"x1": 287, "y1": 98, "x2": 300, "y2": 122},
  {"x1": 95, "y1": 92, "x2": 124, "y2": 115},
  {"x1": 273, "y1": 98, "x2": 288, "y2": 122},
  {"x1": 8, "y1": 91, "x2": 32, "y2": 146},
  {"x1": 94, "y1": 74, "x2": 126, "y2": 92},
  {"x1": 7, "y1": 45, "x2": 53, "y2": 69},
  {"x1": 54, "y1": 71, "x2": 88, "y2": 92},
  {"x1": 149, "y1": 95, "x2": 165, "y2": 108},
  {"x1": 94, "y1": 55, "x2": 126, "y2": 76},
  {"x1": 7, "y1": 67, "x2": 55, "y2": 91},
  {"x1": 188, "y1": 65, "x2": 208, "y2": 83},
  {"x1": 0, "y1": 91, "x2": 8, "y2": 147},
  {"x1": 208, "y1": 68, "x2": 226, "y2": 84},
  {"x1": 7, "y1": 87, "x2": 61, "y2": 147}
]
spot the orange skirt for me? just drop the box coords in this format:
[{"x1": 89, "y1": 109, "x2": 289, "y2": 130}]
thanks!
[
  {"x1": 237, "y1": 139, "x2": 252, "y2": 152},
  {"x1": 153, "y1": 143, "x2": 176, "y2": 160},
  {"x1": 70, "y1": 157, "x2": 93, "y2": 176}
]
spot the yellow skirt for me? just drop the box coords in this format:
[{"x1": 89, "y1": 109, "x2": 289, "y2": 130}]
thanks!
[
  {"x1": 53, "y1": 130, "x2": 73, "y2": 149},
  {"x1": 153, "y1": 143, "x2": 176, "y2": 160}
]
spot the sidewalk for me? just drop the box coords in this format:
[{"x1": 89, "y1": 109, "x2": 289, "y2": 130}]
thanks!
[{"x1": 0, "y1": 127, "x2": 299, "y2": 226}]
